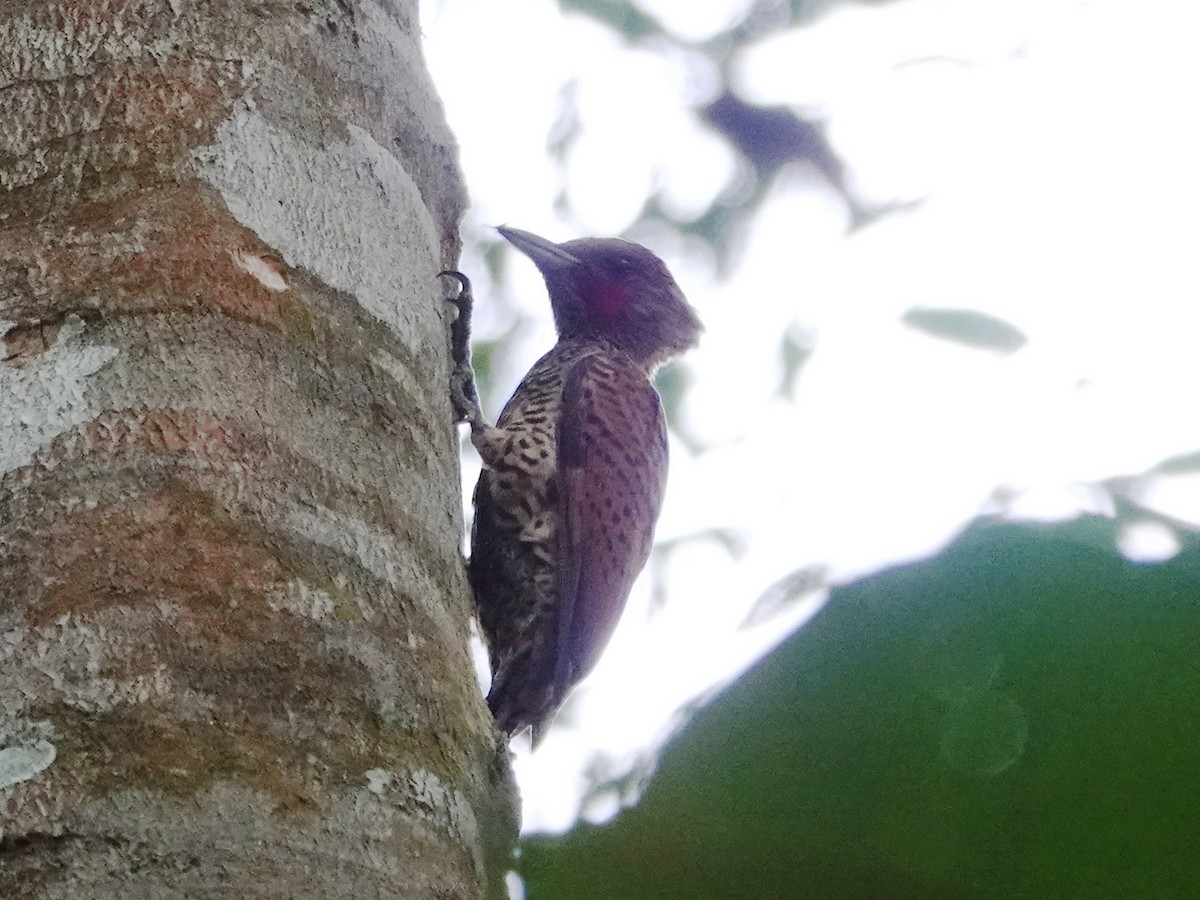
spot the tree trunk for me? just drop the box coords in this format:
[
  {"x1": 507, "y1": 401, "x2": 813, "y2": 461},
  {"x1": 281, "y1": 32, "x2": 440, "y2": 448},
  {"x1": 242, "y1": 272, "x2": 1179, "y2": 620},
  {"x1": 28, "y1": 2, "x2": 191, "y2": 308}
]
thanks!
[{"x1": 0, "y1": 1, "x2": 517, "y2": 896}]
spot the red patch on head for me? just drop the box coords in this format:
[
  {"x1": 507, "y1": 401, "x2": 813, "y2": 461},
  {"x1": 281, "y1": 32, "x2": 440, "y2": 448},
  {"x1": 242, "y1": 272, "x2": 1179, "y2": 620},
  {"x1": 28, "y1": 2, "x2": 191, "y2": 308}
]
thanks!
[{"x1": 592, "y1": 281, "x2": 626, "y2": 319}]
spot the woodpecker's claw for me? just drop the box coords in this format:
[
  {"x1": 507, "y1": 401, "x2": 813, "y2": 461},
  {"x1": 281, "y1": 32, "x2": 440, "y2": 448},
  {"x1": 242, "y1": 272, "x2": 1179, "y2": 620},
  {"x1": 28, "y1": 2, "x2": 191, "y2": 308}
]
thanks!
[
  {"x1": 440, "y1": 270, "x2": 484, "y2": 425},
  {"x1": 439, "y1": 269, "x2": 471, "y2": 300}
]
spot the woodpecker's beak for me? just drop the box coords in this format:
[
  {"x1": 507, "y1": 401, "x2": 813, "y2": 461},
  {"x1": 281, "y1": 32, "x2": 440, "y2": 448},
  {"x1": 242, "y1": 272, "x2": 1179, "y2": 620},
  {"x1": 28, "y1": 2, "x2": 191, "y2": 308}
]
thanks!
[{"x1": 497, "y1": 226, "x2": 580, "y2": 272}]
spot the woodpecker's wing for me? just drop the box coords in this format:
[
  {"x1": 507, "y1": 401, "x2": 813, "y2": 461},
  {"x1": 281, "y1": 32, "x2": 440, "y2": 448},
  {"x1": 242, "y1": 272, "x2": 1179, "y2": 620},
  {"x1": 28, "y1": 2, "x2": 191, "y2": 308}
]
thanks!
[{"x1": 553, "y1": 353, "x2": 669, "y2": 698}]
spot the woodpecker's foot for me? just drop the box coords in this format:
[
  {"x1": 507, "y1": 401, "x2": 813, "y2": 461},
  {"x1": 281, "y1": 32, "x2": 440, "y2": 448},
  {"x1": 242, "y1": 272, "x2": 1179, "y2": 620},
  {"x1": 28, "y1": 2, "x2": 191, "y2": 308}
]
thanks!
[
  {"x1": 440, "y1": 270, "x2": 484, "y2": 425},
  {"x1": 451, "y1": 366, "x2": 484, "y2": 426}
]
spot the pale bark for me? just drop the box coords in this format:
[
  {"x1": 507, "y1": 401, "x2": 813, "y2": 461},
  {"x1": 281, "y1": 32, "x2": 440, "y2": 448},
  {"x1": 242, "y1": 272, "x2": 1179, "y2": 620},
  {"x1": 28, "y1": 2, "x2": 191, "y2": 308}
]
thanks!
[{"x1": 0, "y1": 1, "x2": 517, "y2": 896}]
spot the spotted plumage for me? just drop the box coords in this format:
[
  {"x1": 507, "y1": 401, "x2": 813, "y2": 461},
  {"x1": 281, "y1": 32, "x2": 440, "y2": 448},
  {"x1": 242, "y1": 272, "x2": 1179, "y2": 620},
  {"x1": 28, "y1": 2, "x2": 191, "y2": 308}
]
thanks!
[{"x1": 455, "y1": 227, "x2": 702, "y2": 745}]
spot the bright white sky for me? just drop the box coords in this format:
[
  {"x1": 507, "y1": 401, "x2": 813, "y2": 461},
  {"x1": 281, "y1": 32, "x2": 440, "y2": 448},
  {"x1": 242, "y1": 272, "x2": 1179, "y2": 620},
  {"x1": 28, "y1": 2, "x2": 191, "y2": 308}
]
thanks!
[{"x1": 421, "y1": 0, "x2": 1200, "y2": 834}]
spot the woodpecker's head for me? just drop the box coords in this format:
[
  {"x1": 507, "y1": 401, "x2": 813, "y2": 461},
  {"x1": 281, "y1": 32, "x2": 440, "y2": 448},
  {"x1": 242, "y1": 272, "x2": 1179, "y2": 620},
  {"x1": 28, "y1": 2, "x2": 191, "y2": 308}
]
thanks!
[{"x1": 498, "y1": 226, "x2": 703, "y2": 372}]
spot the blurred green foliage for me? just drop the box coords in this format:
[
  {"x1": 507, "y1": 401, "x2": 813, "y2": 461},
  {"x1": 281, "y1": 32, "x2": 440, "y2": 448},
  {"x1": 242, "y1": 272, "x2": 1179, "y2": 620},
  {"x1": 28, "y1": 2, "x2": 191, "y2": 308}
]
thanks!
[
  {"x1": 559, "y1": 0, "x2": 662, "y2": 39},
  {"x1": 520, "y1": 517, "x2": 1200, "y2": 898},
  {"x1": 902, "y1": 308, "x2": 1028, "y2": 354}
]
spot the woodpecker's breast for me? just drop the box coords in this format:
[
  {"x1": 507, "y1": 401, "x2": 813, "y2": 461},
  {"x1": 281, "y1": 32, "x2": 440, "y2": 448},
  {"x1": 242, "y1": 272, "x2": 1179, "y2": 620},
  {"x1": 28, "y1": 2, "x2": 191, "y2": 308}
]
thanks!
[{"x1": 474, "y1": 341, "x2": 608, "y2": 549}]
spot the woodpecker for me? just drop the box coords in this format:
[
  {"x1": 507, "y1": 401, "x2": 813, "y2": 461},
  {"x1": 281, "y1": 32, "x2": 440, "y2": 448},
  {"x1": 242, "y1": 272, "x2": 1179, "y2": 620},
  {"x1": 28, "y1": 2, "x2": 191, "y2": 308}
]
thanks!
[{"x1": 447, "y1": 226, "x2": 702, "y2": 746}]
